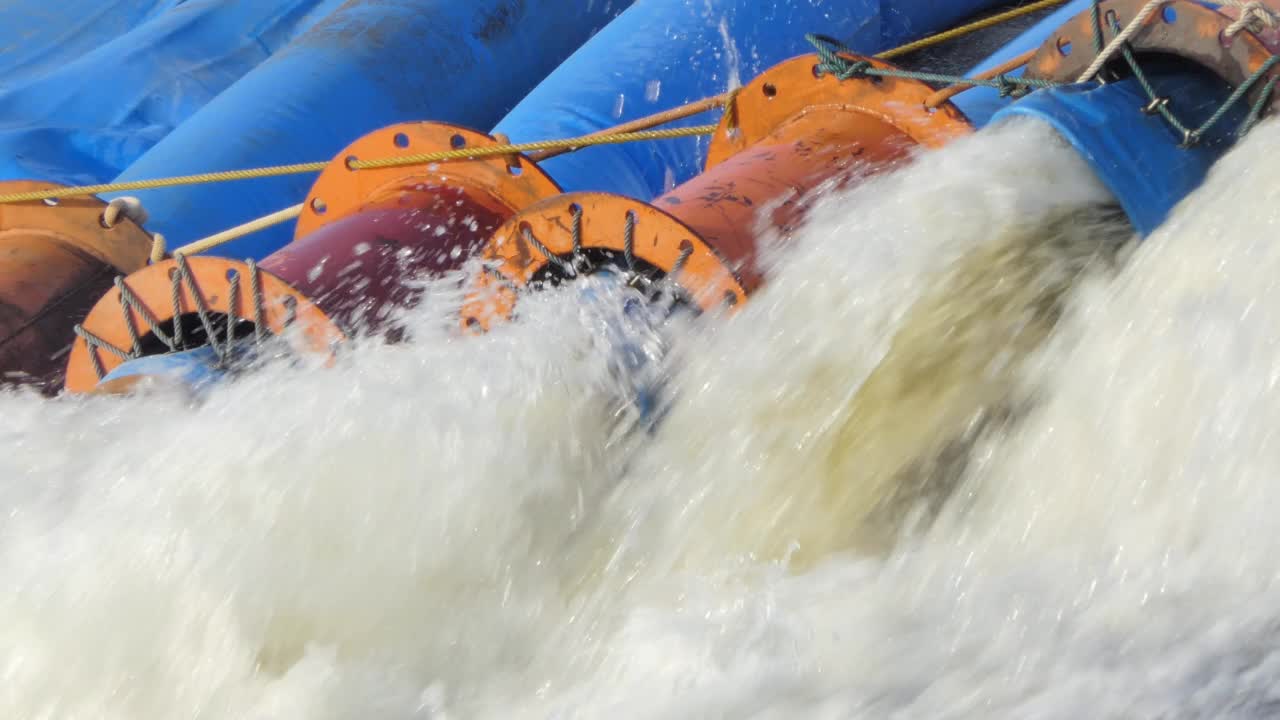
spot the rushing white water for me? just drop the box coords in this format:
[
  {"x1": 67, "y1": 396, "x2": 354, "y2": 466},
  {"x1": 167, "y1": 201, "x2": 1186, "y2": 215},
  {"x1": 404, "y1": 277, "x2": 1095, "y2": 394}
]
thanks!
[{"x1": 4, "y1": 116, "x2": 1280, "y2": 719}]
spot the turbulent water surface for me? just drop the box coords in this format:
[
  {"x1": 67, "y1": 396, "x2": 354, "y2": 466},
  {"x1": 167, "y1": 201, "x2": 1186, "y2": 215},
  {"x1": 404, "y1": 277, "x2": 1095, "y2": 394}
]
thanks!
[{"x1": 5, "y1": 117, "x2": 1280, "y2": 719}]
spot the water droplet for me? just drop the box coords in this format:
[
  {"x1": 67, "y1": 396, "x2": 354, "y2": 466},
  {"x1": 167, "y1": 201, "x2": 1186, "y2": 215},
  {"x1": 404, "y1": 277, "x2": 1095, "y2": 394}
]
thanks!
[{"x1": 306, "y1": 258, "x2": 328, "y2": 283}]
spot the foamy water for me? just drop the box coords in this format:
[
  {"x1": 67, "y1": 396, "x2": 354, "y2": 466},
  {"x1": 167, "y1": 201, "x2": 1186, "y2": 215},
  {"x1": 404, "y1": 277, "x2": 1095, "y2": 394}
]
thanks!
[{"x1": 3, "y1": 117, "x2": 1280, "y2": 719}]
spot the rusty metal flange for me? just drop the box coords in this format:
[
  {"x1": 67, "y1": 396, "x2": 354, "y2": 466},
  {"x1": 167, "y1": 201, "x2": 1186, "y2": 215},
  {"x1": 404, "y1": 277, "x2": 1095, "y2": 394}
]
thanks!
[
  {"x1": 459, "y1": 193, "x2": 748, "y2": 331},
  {"x1": 1023, "y1": 0, "x2": 1280, "y2": 113},
  {"x1": 463, "y1": 54, "x2": 973, "y2": 331},
  {"x1": 66, "y1": 122, "x2": 566, "y2": 393},
  {"x1": 0, "y1": 181, "x2": 155, "y2": 391},
  {"x1": 296, "y1": 122, "x2": 561, "y2": 240},
  {"x1": 706, "y1": 53, "x2": 973, "y2": 168},
  {"x1": 64, "y1": 256, "x2": 344, "y2": 393}
]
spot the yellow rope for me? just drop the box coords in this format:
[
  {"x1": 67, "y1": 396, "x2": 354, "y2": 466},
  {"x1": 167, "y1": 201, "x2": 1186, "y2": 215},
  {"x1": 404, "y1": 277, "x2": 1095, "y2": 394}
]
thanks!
[
  {"x1": 876, "y1": 0, "x2": 1073, "y2": 60},
  {"x1": 0, "y1": 126, "x2": 718, "y2": 204},
  {"x1": 0, "y1": 162, "x2": 330, "y2": 203},
  {"x1": 350, "y1": 124, "x2": 717, "y2": 170},
  {"x1": 0, "y1": 0, "x2": 1070, "y2": 207}
]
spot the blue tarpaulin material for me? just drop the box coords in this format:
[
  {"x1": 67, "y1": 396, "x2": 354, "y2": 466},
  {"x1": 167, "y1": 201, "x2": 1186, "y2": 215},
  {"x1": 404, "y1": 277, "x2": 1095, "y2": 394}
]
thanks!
[
  {"x1": 103, "y1": 0, "x2": 633, "y2": 260},
  {"x1": 98, "y1": 345, "x2": 229, "y2": 394},
  {"x1": 948, "y1": 0, "x2": 1246, "y2": 234},
  {"x1": 1, "y1": 2, "x2": 174, "y2": 90},
  {"x1": 992, "y1": 68, "x2": 1244, "y2": 235},
  {"x1": 492, "y1": 0, "x2": 1011, "y2": 201},
  {"x1": 0, "y1": 0, "x2": 348, "y2": 184}
]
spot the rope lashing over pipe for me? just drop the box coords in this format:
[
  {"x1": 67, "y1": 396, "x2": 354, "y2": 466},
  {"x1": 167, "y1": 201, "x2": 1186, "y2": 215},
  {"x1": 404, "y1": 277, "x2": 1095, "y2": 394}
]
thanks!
[
  {"x1": 925, "y1": 48, "x2": 1040, "y2": 108},
  {"x1": 876, "y1": 0, "x2": 1074, "y2": 60},
  {"x1": 1080, "y1": 4, "x2": 1280, "y2": 146},
  {"x1": 0, "y1": 0, "x2": 1074, "y2": 207},
  {"x1": 1075, "y1": 0, "x2": 1168, "y2": 83},
  {"x1": 75, "y1": 256, "x2": 271, "y2": 381},
  {"x1": 3, "y1": 0, "x2": 1269, "y2": 209},
  {"x1": 532, "y1": 0, "x2": 1076, "y2": 161},
  {"x1": 16, "y1": 0, "x2": 1280, "y2": 266},
  {"x1": 0, "y1": 126, "x2": 719, "y2": 204},
  {"x1": 1218, "y1": 0, "x2": 1280, "y2": 36},
  {"x1": 170, "y1": 204, "x2": 304, "y2": 257},
  {"x1": 1079, "y1": 1, "x2": 1279, "y2": 84},
  {"x1": 807, "y1": 16, "x2": 1280, "y2": 147},
  {"x1": 806, "y1": 34, "x2": 1062, "y2": 95}
]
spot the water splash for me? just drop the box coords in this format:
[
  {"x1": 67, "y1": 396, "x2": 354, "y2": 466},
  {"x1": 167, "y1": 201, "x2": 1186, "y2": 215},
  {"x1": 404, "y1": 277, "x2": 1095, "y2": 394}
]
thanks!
[{"x1": 3, "y1": 116, "x2": 1280, "y2": 718}]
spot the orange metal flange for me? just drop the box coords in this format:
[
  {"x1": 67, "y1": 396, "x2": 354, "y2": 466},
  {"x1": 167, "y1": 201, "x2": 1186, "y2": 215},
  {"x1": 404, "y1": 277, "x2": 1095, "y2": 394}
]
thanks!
[
  {"x1": 0, "y1": 181, "x2": 154, "y2": 392},
  {"x1": 64, "y1": 122, "x2": 563, "y2": 393},
  {"x1": 1217, "y1": 0, "x2": 1280, "y2": 53},
  {"x1": 64, "y1": 257, "x2": 343, "y2": 394},
  {"x1": 1023, "y1": 0, "x2": 1280, "y2": 113},
  {"x1": 706, "y1": 53, "x2": 971, "y2": 167},
  {"x1": 263, "y1": 122, "x2": 563, "y2": 333},
  {"x1": 461, "y1": 53, "x2": 974, "y2": 331},
  {"x1": 294, "y1": 122, "x2": 560, "y2": 240},
  {"x1": 459, "y1": 192, "x2": 750, "y2": 330}
]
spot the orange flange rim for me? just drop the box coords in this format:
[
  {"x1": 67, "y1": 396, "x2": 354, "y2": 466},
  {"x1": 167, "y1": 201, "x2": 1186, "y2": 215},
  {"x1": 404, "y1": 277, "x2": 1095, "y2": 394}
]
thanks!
[
  {"x1": 707, "y1": 53, "x2": 974, "y2": 168},
  {"x1": 1023, "y1": 0, "x2": 1280, "y2": 112},
  {"x1": 64, "y1": 256, "x2": 344, "y2": 394},
  {"x1": 0, "y1": 180, "x2": 153, "y2": 271},
  {"x1": 459, "y1": 192, "x2": 748, "y2": 332},
  {"x1": 463, "y1": 54, "x2": 975, "y2": 332},
  {"x1": 295, "y1": 122, "x2": 562, "y2": 240}
]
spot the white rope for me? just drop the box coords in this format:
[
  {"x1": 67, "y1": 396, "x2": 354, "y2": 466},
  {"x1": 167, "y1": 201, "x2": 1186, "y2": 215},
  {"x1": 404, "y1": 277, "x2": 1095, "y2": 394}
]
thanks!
[
  {"x1": 171, "y1": 202, "x2": 303, "y2": 257},
  {"x1": 1075, "y1": 1, "x2": 1280, "y2": 85},
  {"x1": 149, "y1": 233, "x2": 167, "y2": 263},
  {"x1": 1075, "y1": 0, "x2": 1165, "y2": 83},
  {"x1": 1218, "y1": 0, "x2": 1279, "y2": 37},
  {"x1": 101, "y1": 196, "x2": 148, "y2": 228},
  {"x1": 100, "y1": 196, "x2": 169, "y2": 265}
]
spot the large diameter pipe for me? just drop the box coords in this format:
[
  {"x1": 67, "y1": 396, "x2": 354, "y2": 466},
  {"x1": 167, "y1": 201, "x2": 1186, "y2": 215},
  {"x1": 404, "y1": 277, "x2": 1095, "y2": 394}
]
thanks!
[
  {"x1": 0, "y1": 182, "x2": 153, "y2": 393},
  {"x1": 0, "y1": 0, "x2": 346, "y2": 185},
  {"x1": 990, "y1": 0, "x2": 1278, "y2": 234},
  {"x1": 491, "y1": 0, "x2": 1010, "y2": 201},
  {"x1": 64, "y1": 123, "x2": 562, "y2": 393},
  {"x1": 461, "y1": 54, "x2": 974, "y2": 329},
  {"x1": 104, "y1": 0, "x2": 631, "y2": 261}
]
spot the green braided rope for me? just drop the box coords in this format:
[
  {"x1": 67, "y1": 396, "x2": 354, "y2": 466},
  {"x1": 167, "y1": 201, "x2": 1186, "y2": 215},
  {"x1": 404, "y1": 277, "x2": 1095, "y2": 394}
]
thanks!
[
  {"x1": 1090, "y1": 2, "x2": 1105, "y2": 54},
  {"x1": 1204, "y1": 56, "x2": 1280, "y2": 139},
  {"x1": 805, "y1": 34, "x2": 1061, "y2": 97},
  {"x1": 1112, "y1": 31, "x2": 1196, "y2": 141},
  {"x1": 1241, "y1": 75, "x2": 1280, "y2": 137},
  {"x1": 1101, "y1": 10, "x2": 1280, "y2": 145},
  {"x1": 809, "y1": 7, "x2": 1279, "y2": 148}
]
